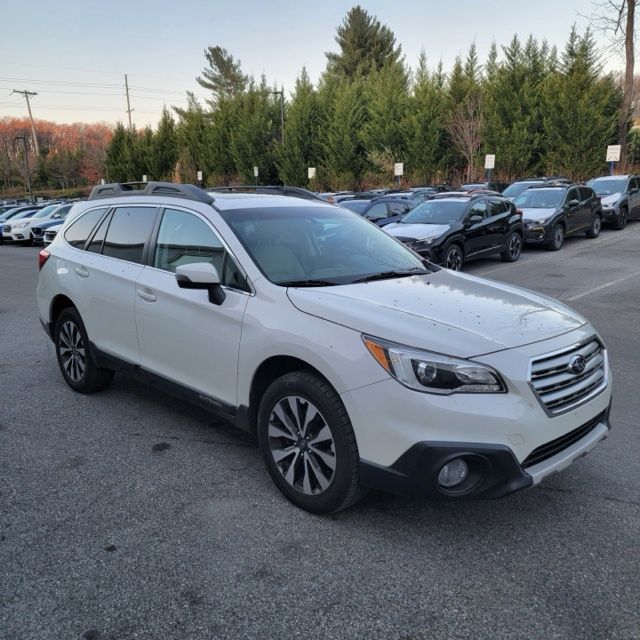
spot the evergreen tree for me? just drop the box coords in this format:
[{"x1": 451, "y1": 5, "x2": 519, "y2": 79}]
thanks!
[
  {"x1": 276, "y1": 69, "x2": 322, "y2": 185},
  {"x1": 174, "y1": 94, "x2": 213, "y2": 182},
  {"x1": 322, "y1": 78, "x2": 369, "y2": 188},
  {"x1": 105, "y1": 123, "x2": 129, "y2": 182},
  {"x1": 151, "y1": 107, "x2": 178, "y2": 180},
  {"x1": 325, "y1": 6, "x2": 402, "y2": 79},
  {"x1": 542, "y1": 29, "x2": 620, "y2": 179},
  {"x1": 197, "y1": 46, "x2": 248, "y2": 102}
]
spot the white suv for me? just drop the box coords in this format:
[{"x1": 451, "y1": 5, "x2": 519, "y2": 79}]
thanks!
[{"x1": 36, "y1": 182, "x2": 612, "y2": 513}]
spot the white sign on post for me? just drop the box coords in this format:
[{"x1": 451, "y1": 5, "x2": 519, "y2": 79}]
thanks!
[
  {"x1": 142, "y1": 175, "x2": 148, "y2": 183},
  {"x1": 394, "y1": 162, "x2": 404, "y2": 177},
  {"x1": 253, "y1": 166, "x2": 259, "y2": 178},
  {"x1": 197, "y1": 170, "x2": 203, "y2": 182},
  {"x1": 308, "y1": 167, "x2": 316, "y2": 180},
  {"x1": 606, "y1": 145, "x2": 621, "y2": 162},
  {"x1": 484, "y1": 154, "x2": 496, "y2": 170},
  {"x1": 100, "y1": 178, "x2": 105, "y2": 185}
]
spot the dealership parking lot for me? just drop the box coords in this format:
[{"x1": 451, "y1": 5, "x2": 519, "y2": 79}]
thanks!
[{"x1": 1, "y1": 225, "x2": 640, "y2": 640}]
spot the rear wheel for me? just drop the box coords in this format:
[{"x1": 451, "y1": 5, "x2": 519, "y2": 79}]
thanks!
[
  {"x1": 258, "y1": 371, "x2": 363, "y2": 514},
  {"x1": 443, "y1": 244, "x2": 464, "y2": 271},
  {"x1": 613, "y1": 207, "x2": 628, "y2": 230},
  {"x1": 547, "y1": 224, "x2": 564, "y2": 251},
  {"x1": 54, "y1": 308, "x2": 114, "y2": 393},
  {"x1": 500, "y1": 231, "x2": 522, "y2": 262},
  {"x1": 586, "y1": 214, "x2": 602, "y2": 238}
]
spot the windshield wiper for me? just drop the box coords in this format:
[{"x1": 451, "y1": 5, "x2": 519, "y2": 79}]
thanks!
[
  {"x1": 350, "y1": 268, "x2": 430, "y2": 284},
  {"x1": 278, "y1": 279, "x2": 337, "y2": 287}
]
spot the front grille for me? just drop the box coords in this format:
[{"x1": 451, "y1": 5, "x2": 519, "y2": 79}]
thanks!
[
  {"x1": 522, "y1": 411, "x2": 605, "y2": 468},
  {"x1": 44, "y1": 230, "x2": 57, "y2": 241},
  {"x1": 529, "y1": 338, "x2": 606, "y2": 414},
  {"x1": 32, "y1": 228, "x2": 43, "y2": 236}
]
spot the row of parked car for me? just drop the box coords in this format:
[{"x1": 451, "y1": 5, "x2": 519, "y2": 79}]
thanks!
[
  {"x1": 2, "y1": 174, "x2": 638, "y2": 273},
  {"x1": 324, "y1": 174, "x2": 639, "y2": 270}
]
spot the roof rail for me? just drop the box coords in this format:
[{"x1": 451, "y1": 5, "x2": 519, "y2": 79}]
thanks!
[
  {"x1": 88, "y1": 181, "x2": 215, "y2": 204},
  {"x1": 206, "y1": 185, "x2": 324, "y2": 202}
]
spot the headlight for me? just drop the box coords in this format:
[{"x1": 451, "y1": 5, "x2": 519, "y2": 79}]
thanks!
[
  {"x1": 526, "y1": 219, "x2": 547, "y2": 227},
  {"x1": 363, "y1": 335, "x2": 506, "y2": 394},
  {"x1": 14, "y1": 222, "x2": 29, "y2": 229}
]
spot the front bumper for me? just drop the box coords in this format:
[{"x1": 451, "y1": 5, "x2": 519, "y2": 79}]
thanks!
[
  {"x1": 601, "y1": 207, "x2": 619, "y2": 221},
  {"x1": 360, "y1": 406, "x2": 611, "y2": 498},
  {"x1": 524, "y1": 223, "x2": 552, "y2": 244}
]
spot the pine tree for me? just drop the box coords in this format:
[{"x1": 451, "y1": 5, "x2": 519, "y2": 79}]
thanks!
[
  {"x1": 105, "y1": 123, "x2": 128, "y2": 182},
  {"x1": 151, "y1": 107, "x2": 178, "y2": 180},
  {"x1": 174, "y1": 94, "x2": 213, "y2": 182},
  {"x1": 197, "y1": 46, "x2": 248, "y2": 102},
  {"x1": 325, "y1": 6, "x2": 402, "y2": 79}
]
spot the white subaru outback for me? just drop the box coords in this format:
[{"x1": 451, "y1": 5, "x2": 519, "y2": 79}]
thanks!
[{"x1": 36, "y1": 182, "x2": 612, "y2": 513}]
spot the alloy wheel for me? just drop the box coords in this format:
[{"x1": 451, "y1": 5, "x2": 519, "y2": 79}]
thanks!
[
  {"x1": 553, "y1": 226, "x2": 564, "y2": 249},
  {"x1": 509, "y1": 234, "x2": 522, "y2": 260},
  {"x1": 445, "y1": 246, "x2": 463, "y2": 271},
  {"x1": 267, "y1": 395, "x2": 336, "y2": 495},
  {"x1": 58, "y1": 320, "x2": 86, "y2": 382}
]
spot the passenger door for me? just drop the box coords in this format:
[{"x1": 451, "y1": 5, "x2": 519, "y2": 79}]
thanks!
[
  {"x1": 134, "y1": 207, "x2": 250, "y2": 409},
  {"x1": 78, "y1": 205, "x2": 159, "y2": 364},
  {"x1": 628, "y1": 177, "x2": 640, "y2": 215},
  {"x1": 580, "y1": 187, "x2": 599, "y2": 227},
  {"x1": 486, "y1": 198, "x2": 512, "y2": 250},
  {"x1": 564, "y1": 187, "x2": 583, "y2": 232},
  {"x1": 462, "y1": 199, "x2": 491, "y2": 256}
]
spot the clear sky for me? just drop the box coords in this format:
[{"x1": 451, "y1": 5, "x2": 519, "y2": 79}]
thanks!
[{"x1": 0, "y1": 0, "x2": 621, "y2": 127}]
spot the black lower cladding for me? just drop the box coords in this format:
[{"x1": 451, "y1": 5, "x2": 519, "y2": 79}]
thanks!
[{"x1": 360, "y1": 441, "x2": 533, "y2": 499}]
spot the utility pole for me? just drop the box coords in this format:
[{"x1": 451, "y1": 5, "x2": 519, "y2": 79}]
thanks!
[
  {"x1": 272, "y1": 89, "x2": 285, "y2": 144},
  {"x1": 124, "y1": 74, "x2": 134, "y2": 130},
  {"x1": 15, "y1": 136, "x2": 34, "y2": 203},
  {"x1": 12, "y1": 90, "x2": 40, "y2": 156}
]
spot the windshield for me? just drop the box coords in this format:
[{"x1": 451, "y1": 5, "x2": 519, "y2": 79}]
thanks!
[
  {"x1": 0, "y1": 208, "x2": 19, "y2": 221},
  {"x1": 31, "y1": 204, "x2": 59, "y2": 219},
  {"x1": 340, "y1": 200, "x2": 369, "y2": 214},
  {"x1": 502, "y1": 182, "x2": 540, "y2": 198},
  {"x1": 401, "y1": 200, "x2": 466, "y2": 224},
  {"x1": 11, "y1": 209, "x2": 40, "y2": 221},
  {"x1": 587, "y1": 178, "x2": 627, "y2": 196},
  {"x1": 514, "y1": 189, "x2": 564, "y2": 208},
  {"x1": 221, "y1": 206, "x2": 430, "y2": 286},
  {"x1": 52, "y1": 205, "x2": 72, "y2": 219}
]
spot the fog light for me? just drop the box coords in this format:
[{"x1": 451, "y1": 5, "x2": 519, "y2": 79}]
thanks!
[{"x1": 437, "y1": 459, "x2": 469, "y2": 488}]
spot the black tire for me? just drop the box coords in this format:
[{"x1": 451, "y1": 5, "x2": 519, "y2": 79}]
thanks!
[
  {"x1": 586, "y1": 214, "x2": 602, "y2": 239},
  {"x1": 500, "y1": 231, "x2": 523, "y2": 262},
  {"x1": 257, "y1": 370, "x2": 364, "y2": 514},
  {"x1": 443, "y1": 243, "x2": 464, "y2": 271},
  {"x1": 613, "y1": 207, "x2": 628, "y2": 230},
  {"x1": 54, "y1": 307, "x2": 114, "y2": 393},
  {"x1": 546, "y1": 224, "x2": 565, "y2": 251}
]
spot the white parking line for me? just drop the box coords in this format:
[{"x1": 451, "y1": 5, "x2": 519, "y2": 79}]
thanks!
[
  {"x1": 473, "y1": 225, "x2": 640, "y2": 277},
  {"x1": 564, "y1": 270, "x2": 640, "y2": 301}
]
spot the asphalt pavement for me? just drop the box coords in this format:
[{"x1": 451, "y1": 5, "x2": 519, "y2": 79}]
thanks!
[{"x1": 1, "y1": 225, "x2": 639, "y2": 640}]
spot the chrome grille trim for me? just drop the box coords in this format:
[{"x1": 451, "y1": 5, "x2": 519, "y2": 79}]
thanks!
[{"x1": 528, "y1": 337, "x2": 608, "y2": 416}]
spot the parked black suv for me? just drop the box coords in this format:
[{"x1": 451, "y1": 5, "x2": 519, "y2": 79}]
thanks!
[
  {"x1": 383, "y1": 193, "x2": 524, "y2": 270},
  {"x1": 514, "y1": 184, "x2": 602, "y2": 251}
]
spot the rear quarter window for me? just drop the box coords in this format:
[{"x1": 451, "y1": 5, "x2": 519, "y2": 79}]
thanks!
[{"x1": 63, "y1": 208, "x2": 108, "y2": 248}]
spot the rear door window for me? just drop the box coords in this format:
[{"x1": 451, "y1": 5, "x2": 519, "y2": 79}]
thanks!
[
  {"x1": 63, "y1": 208, "x2": 108, "y2": 249},
  {"x1": 579, "y1": 187, "x2": 593, "y2": 202},
  {"x1": 365, "y1": 202, "x2": 388, "y2": 220},
  {"x1": 102, "y1": 206, "x2": 157, "y2": 264},
  {"x1": 469, "y1": 200, "x2": 488, "y2": 219}
]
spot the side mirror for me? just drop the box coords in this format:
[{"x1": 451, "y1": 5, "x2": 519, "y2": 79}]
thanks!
[
  {"x1": 629, "y1": 187, "x2": 639, "y2": 195},
  {"x1": 468, "y1": 214, "x2": 483, "y2": 224},
  {"x1": 567, "y1": 199, "x2": 580, "y2": 207},
  {"x1": 175, "y1": 262, "x2": 226, "y2": 305}
]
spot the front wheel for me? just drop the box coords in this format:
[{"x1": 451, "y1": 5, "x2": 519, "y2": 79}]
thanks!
[
  {"x1": 586, "y1": 214, "x2": 602, "y2": 238},
  {"x1": 443, "y1": 244, "x2": 464, "y2": 271},
  {"x1": 500, "y1": 231, "x2": 522, "y2": 262},
  {"x1": 546, "y1": 224, "x2": 564, "y2": 251},
  {"x1": 613, "y1": 207, "x2": 628, "y2": 230},
  {"x1": 54, "y1": 308, "x2": 114, "y2": 393},
  {"x1": 257, "y1": 371, "x2": 363, "y2": 514}
]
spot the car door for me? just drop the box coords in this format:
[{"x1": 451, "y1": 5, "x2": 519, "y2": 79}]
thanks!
[
  {"x1": 564, "y1": 187, "x2": 583, "y2": 232},
  {"x1": 486, "y1": 198, "x2": 512, "y2": 250},
  {"x1": 76, "y1": 205, "x2": 159, "y2": 364},
  {"x1": 134, "y1": 207, "x2": 250, "y2": 409},
  {"x1": 628, "y1": 177, "x2": 640, "y2": 216},
  {"x1": 462, "y1": 199, "x2": 491, "y2": 256},
  {"x1": 580, "y1": 187, "x2": 599, "y2": 227}
]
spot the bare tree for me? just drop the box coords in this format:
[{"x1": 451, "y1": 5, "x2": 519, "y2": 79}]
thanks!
[
  {"x1": 587, "y1": 1, "x2": 637, "y2": 166},
  {"x1": 446, "y1": 93, "x2": 483, "y2": 182}
]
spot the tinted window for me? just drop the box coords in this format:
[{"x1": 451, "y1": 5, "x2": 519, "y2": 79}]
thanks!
[
  {"x1": 102, "y1": 206, "x2": 157, "y2": 263},
  {"x1": 402, "y1": 200, "x2": 467, "y2": 224},
  {"x1": 365, "y1": 202, "x2": 388, "y2": 219},
  {"x1": 86, "y1": 212, "x2": 111, "y2": 254},
  {"x1": 340, "y1": 200, "x2": 368, "y2": 214},
  {"x1": 469, "y1": 200, "x2": 488, "y2": 218},
  {"x1": 566, "y1": 188, "x2": 579, "y2": 204},
  {"x1": 64, "y1": 208, "x2": 108, "y2": 249},
  {"x1": 579, "y1": 187, "x2": 593, "y2": 202},
  {"x1": 153, "y1": 208, "x2": 248, "y2": 291},
  {"x1": 502, "y1": 181, "x2": 541, "y2": 198},
  {"x1": 489, "y1": 199, "x2": 509, "y2": 216}
]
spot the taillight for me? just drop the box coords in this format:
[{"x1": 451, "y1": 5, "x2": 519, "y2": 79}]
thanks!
[{"x1": 38, "y1": 249, "x2": 50, "y2": 271}]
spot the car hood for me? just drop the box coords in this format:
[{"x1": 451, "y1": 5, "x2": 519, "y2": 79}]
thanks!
[
  {"x1": 600, "y1": 193, "x2": 621, "y2": 206},
  {"x1": 287, "y1": 269, "x2": 587, "y2": 358},
  {"x1": 384, "y1": 222, "x2": 451, "y2": 241},
  {"x1": 520, "y1": 207, "x2": 557, "y2": 222},
  {"x1": 34, "y1": 219, "x2": 64, "y2": 230}
]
